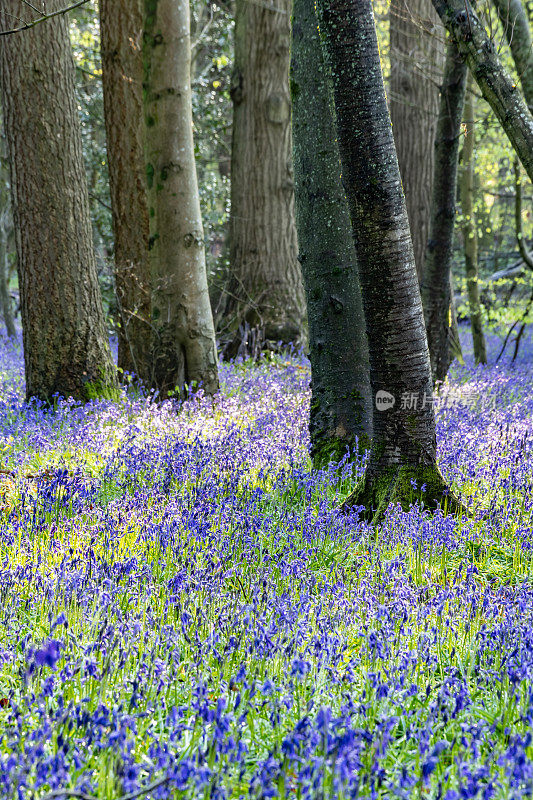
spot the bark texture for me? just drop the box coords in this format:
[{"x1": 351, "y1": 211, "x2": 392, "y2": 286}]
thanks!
[
  {"x1": 431, "y1": 0, "x2": 533, "y2": 182},
  {"x1": 100, "y1": 0, "x2": 151, "y2": 380},
  {"x1": 460, "y1": 77, "x2": 487, "y2": 365},
  {"x1": 0, "y1": 0, "x2": 117, "y2": 402},
  {"x1": 143, "y1": 0, "x2": 219, "y2": 398},
  {"x1": 421, "y1": 40, "x2": 467, "y2": 383},
  {"x1": 389, "y1": 0, "x2": 445, "y2": 279},
  {"x1": 492, "y1": 0, "x2": 533, "y2": 113},
  {"x1": 317, "y1": 0, "x2": 462, "y2": 518},
  {"x1": 219, "y1": 0, "x2": 306, "y2": 357},
  {"x1": 291, "y1": 0, "x2": 372, "y2": 465}
]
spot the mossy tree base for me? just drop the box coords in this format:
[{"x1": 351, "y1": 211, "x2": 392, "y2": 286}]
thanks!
[
  {"x1": 342, "y1": 464, "x2": 467, "y2": 522},
  {"x1": 83, "y1": 374, "x2": 121, "y2": 403}
]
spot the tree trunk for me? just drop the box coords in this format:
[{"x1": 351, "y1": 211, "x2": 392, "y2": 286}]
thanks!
[
  {"x1": 0, "y1": 226, "x2": 14, "y2": 340},
  {"x1": 449, "y1": 273, "x2": 464, "y2": 364},
  {"x1": 100, "y1": 0, "x2": 151, "y2": 381},
  {"x1": 431, "y1": 0, "x2": 533, "y2": 182},
  {"x1": 492, "y1": 0, "x2": 533, "y2": 113},
  {"x1": 219, "y1": 0, "x2": 306, "y2": 358},
  {"x1": 460, "y1": 76, "x2": 487, "y2": 365},
  {"x1": 316, "y1": 0, "x2": 463, "y2": 519},
  {"x1": 291, "y1": 0, "x2": 372, "y2": 465},
  {"x1": 513, "y1": 156, "x2": 533, "y2": 267},
  {"x1": 0, "y1": 1, "x2": 117, "y2": 403},
  {"x1": 389, "y1": 0, "x2": 445, "y2": 279},
  {"x1": 0, "y1": 170, "x2": 15, "y2": 340},
  {"x1": 421, "y1": 39, "x2": 467, "y2": 384},
  {"x1": 143, "y1": 0, "x2": 219, "y2": 398}
]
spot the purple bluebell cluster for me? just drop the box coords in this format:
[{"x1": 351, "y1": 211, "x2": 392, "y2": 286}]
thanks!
[{"x1": 0, "y1": 327, "x2": 531, "y2": 799}]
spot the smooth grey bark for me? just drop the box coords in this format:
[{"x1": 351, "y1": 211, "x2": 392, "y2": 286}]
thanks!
[
  {"x1": 316, "y1": 0, "x2": 463, "y2": 518},
  {"x1": 0, "y1": 0, "x2": 117, "y2": 402},
  {"x1": 492, "y1": 0, "x2": 533, "y2": 113},
  {"x1": 431, "y1": 0, "x2": 533, "y2": 182},
  {"x1": 389, "y1": 0, "x2": 445, "y2": 279},
  {"x1": 291, "y1": 0, "x2": 372, "y2": 465},
  {"x1": 100, "y1": 0, "x2": 151, "y2": 381},
  {"x1": 143, "y1": 0, "x2": 219, "y2": 398},
  {"x1": 0, "y1": 164, "x2": 15, "y2": 339},
  {"x1": 0, "y1": 222, "x2": 14, "y2": 340},
  {"x1": 219, "y1": 0, "x2": 306, "y2": 358},
  {"x1": 460, "y1": 77, "x2": 487, "y2": 364},
  {"x1": 421, "y1": 39, "x2": 467, "y2": 383}
]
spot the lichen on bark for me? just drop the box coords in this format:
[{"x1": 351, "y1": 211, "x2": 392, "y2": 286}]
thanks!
[{"x1": 142, "y1": 0, "x2": 219, "y2": 398}]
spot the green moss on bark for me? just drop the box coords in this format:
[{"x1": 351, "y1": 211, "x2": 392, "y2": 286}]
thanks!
[
  {"x1": 83, "y1": 368, "x2": 121, "y2": 402},
  {"x1": 342, "y1": 463, "x2": 467, "y2": 522}
]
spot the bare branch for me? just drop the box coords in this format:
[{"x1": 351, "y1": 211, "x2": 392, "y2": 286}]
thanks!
[
  {"x1": 0, "y1": 0, "x2": 91, "y2": 36},
  {"x1": 21, "y1": 0, "x2": 43, "y2": 13}
]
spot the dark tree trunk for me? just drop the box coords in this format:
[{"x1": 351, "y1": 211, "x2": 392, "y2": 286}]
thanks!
[
  {"x1": 100, "y1": 0, "x2": 151, "y2": 381},
  {"x1": 421, "y1": 39, "x2": 467, "y2": 383},
  {"x1": 291, "y1": 0, "x2": 372, "y2": 465},
  {"x1": 0, "y1": 0, "x2": 117, "y2": 403},
  {"x1": 389, "y1": 0, "x2": 445, "y2": 279},
  {"x1": 143, "y1": 0, "x2": 219, "y2": 398},
  {"x1": 218, "y1": 0, "x2": 306, "y2": 358},
  {"x1": 492, "y1": 0, "x2": 533, "y2": 113},
  {"x1": 431, "y1": 0, "x2": 533, "y2": 182},
  {"x1": 316, "y1": 0, "x2": 463, "y2": 518},
  {"x1": 460, "y1": 76, "x2": 487, "y2": 365}
]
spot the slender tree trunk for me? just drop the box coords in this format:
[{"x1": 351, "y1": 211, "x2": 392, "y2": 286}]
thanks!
[
  {"x1": 143, "y1": 0, "x2": 219, "y2": 398},
  {"x1": 492, "y1": 0, "x2": 533, "y2": 113},
  {"x1": 317, "y1": 0, "x2": 463, "y2": 518},
  {"x1": 0, "y1": 1, "x2": 117, "y2": 403},
  {"x1": 431, "y1": 0, "x2": 533, "y2": 182},
  {"x1": 0, "y1": 170, "x2": 15, "y2": 340},
  {"x1": 291, "y1": 0, "x2": 372, "y2": 465},
  {"x1": 0, "y1": 220, "x2": 15, "y2": 340},
  {"x1": 421, "y1": 40, "x2": 467, "y2": 384},
  {"x1": 219, "y1": 0, "x2": 306, "y2": 358},
  {"x1": 449, "y1": 274, "x2": 464, "y2": 364},
  {"x1": 460, "y1": 76, "x2": 487, "y2": 365},
  {"x1": 100, "y1": 0, "x2": 151, "y2": 381},
  {"x1": 389, "y1": 0, "x2": 445, "y2": 279},
  {"x1": 514, "y1": 156, "x2": 533, "y2": 268}
]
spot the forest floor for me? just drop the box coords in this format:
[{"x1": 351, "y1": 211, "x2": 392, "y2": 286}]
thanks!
[{"x1": 0, "y1": 326, "x2": 532, "y2": 799}]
